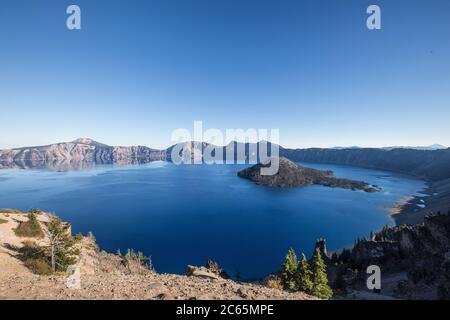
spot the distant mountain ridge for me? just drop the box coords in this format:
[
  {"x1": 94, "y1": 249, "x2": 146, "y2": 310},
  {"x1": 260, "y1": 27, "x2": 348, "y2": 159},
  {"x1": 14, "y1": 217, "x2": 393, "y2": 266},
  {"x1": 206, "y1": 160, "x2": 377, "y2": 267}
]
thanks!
[
  {"x1": 71, "y1": 138, "x2": 111, "y2": 148},
  {"x1": 382, "y1": 144, "x2": 447, "y2": 151},
  {"x1": 332, "y1": 144, "x2": 447, "y2": 151},
  {"x1": 280, "y1": 147, "x2": 450, "y2": 182},
  {"x1": 1, "y1": 138, "x2": 450, "y2": 182}
]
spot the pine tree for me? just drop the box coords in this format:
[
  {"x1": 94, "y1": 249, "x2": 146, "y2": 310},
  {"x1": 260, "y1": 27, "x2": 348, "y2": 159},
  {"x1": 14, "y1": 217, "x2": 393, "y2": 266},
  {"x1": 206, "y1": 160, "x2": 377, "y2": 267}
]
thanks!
[
  {"x1": 28, "y1": 213, "x2": 41, "y2": 230},
  {"x1": 310, "y1": 248, "x2": 333, "y2": 299},
  {"x1": 45, "y1": 217, "x2": 77, "y2": 273},
  {"x1": 297, "y1": 253, "x2": 313, "y2": 293},
  {"x1": 280, "y1": 248, "x2": 298, "y2": 290}
]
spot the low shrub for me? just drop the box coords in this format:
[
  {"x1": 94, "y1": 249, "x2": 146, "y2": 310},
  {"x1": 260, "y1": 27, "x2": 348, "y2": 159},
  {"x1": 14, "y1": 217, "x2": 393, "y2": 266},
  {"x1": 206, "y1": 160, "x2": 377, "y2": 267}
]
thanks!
[
  {"x1": 24, "y1": 257, "x2": 53, "y2": 275},
  {"x1": 29, "y1": 208, "x2": 43, "y2": 215},
  {"x1": 0, "y1": 218, "x2": 8, "y2": 224},
  {"x1": 19, "y1": 241, "x2": 53, "y2": 275},
  {"x1": 14, "y1": 213, "x2": 44, "y2": 238},
  {"x1": 266, "y1": 275, "x2": 284, "y2": 290},
  {"x1": 74, "y1": 232, "x2": 84, "y2": 242},
  {"x1": 123, "y1": 248, "x2": 154, "y2": 273}
]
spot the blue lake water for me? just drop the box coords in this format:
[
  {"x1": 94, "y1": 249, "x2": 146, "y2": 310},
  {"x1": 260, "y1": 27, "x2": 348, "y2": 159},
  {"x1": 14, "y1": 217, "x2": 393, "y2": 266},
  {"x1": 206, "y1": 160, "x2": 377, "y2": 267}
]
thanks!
[{"x1": 0, "y1": 162, "x2": 425, "y2": 279}]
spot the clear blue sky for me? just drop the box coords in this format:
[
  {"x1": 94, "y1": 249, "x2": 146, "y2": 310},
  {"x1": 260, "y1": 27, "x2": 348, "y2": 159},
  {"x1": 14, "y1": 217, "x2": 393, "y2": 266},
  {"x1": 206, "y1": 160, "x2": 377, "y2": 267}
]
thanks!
[{"x1": 0, "y1": 0, "x2": 449, "y2": 149}]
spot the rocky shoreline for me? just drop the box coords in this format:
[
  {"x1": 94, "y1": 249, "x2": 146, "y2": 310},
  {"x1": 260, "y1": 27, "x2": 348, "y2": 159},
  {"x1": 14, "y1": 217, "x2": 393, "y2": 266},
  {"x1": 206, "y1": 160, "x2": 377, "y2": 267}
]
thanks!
[{"x1": 393, "y1": 178, "x2": 450, "y2": 225}]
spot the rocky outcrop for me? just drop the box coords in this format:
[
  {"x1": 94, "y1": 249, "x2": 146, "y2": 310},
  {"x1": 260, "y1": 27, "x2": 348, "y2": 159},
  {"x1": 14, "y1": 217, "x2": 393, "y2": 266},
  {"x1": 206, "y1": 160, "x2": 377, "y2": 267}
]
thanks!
[
  {"x1": 186, "y1": 265, "x2": 220, "y2": 280},
  {"x1": 314, "y1": 239, "x2": 332, "y2": 264},
  {"x1": 330, "y1": 212, "x2": 450, "y2": 299},
  {"x1": 205, "y1": 259, "x2": 231, "y2": 279},
  {"x1": 237, "y1": 157, "x2": 380, "y2": 192},
  {"x1": 186, "y1": 260, "x2": 231, "y2": 280}
]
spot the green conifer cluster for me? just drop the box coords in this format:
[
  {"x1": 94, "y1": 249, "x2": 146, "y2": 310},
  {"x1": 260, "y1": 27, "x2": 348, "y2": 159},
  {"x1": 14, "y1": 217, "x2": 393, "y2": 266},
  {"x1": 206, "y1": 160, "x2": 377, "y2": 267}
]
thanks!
[{"x1": 279, "y1": 247, "x2": 333, "y2": 299}]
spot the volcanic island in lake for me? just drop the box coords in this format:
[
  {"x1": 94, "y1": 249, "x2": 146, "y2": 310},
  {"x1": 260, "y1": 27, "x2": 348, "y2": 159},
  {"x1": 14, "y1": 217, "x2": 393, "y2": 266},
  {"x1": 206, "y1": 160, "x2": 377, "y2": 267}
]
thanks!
[{"x1": 237, "y1": 157, "x2": 381, "y2": 193}]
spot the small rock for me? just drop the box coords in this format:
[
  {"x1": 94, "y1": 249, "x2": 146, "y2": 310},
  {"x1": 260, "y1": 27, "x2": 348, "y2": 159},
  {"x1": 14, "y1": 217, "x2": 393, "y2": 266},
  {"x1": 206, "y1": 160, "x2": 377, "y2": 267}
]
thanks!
[
  {"x1": 236, "y1": 288, "x2": 255, "y2": 299},
  {"x1": 156, "y1": 293, "x2": 174, "y2": 300},
  {"x1": 147, "y1": 281, "x2": 168, "y2": 293}
]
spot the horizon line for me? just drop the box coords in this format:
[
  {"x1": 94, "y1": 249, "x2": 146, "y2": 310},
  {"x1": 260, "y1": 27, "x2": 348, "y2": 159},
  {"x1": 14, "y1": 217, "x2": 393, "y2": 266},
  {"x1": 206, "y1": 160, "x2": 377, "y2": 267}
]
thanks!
[{"x1": 0, "y1": 138, "x2": 447, "y2": 151}]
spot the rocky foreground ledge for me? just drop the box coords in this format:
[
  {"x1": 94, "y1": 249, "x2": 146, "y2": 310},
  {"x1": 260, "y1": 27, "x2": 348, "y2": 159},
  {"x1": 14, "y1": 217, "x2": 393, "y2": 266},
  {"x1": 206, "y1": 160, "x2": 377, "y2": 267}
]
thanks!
[
  {"x1": 238, "y1": 157, "x2": 380, "y2": 193},
  {"x1": 0, "y1": 210, "x2": 315, "y2": 300}
]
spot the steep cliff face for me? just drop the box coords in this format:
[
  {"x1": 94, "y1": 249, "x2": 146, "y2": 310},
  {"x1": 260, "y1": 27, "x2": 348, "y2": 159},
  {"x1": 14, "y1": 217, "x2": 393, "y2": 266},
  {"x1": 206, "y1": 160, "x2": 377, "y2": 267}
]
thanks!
[
  {"x1": 109, "y1": 146, "x2": 166, "y2": 163},
  {"x1": 280, "y1": 148, "x2": 450, "y2": 182},
  {"x1": 0, "y1": 138, "x2": 166, "y2": 169},
  {"x1": 0, "y1": 143, "x2": 97, "y2": 162},
  {"x1": 166, "y1": 141, "x2": 209, "y2": 163}
]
